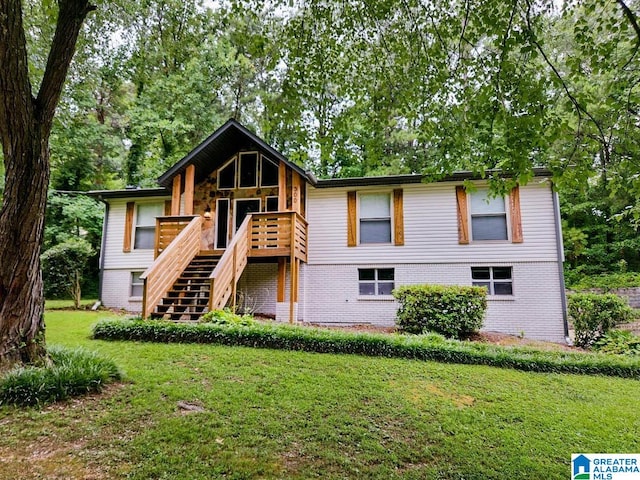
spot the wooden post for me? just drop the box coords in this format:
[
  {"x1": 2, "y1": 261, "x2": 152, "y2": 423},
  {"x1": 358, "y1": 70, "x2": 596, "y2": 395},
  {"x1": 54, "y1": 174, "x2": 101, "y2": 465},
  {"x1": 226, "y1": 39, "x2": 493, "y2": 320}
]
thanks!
[
  {"x1": 184, "y1": 165, "x2": 195, "y2": 215},
  {"x1": 289, "y1": 212, "x2": 296, "y2": 323},
  {"x1": 172, "y1": 174, "x2": 182, "y2": 215},
  {"x1": 278, "y1": 161, "x2": 287, "y2": 211},
  {"x1": 292, "y1": 171, "x2": 301, "y2": 214}
]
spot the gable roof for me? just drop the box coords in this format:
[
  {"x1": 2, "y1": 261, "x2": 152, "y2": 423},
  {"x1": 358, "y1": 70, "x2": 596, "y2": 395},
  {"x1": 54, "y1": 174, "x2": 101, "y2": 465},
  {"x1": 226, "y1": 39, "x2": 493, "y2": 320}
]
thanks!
[{"x1": 157, "y1": 118, "x2": 313, "y2": 188}]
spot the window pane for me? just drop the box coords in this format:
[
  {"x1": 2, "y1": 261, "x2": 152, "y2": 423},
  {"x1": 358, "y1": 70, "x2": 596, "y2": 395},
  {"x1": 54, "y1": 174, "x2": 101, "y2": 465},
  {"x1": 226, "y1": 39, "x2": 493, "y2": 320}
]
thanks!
[
  {"x1": 493, "y1": 267, "x2": 512, "y2": 280},
  {"x1": 378, "y1": 282, "x2": 394, "y2": 295},
  {"x1": 471, "y1": 267, "x2": 490, "y2": 280},
  {"x1": 266, "y1": 197, "x2": 279, "y2": 212},
  {"x1": 471, "y1": 216, "x2": 508, "y2": 240},
  {"x1": 219, "y1": 160, "x2": 236, "y2": 189},
  {"x1": 235, "y1": 200, "x2": 260, "y2": 230},
  {"x1": 239, "y1": 153, "x2": 258, "y2": 187},
  {"x1": 359, "y1": 283, "x2": 376, "y2": 295},
  {"x1": 360, "y1": 193, "x2": 390, "y2": 218},
  {"x1": 137, "y1": 203, "x2": 163, "y2": 227},
  {"x1": 360, "y1": 219, "x2": 391, "y2": 243},
  {"x1": 378, "y1": 269, "x2": 394, "y2": 281},
  {"x1": 261, "y1": 156, "x2": 279, "y2": 187},
  {"x1": 131, "y1": 284, "x2": 143, "y2": 297},
  {"x1": 470, "y1": 189, "x2": 505, "y2": 214},
  {"x1": 494, "y1": 282, "x2": 513, "y2": 295},
  {"x1": 134, "y1": 227, "x2": 155, "y2": 249},
  {"x1": 472, "y1": 281, "x2": 490, "y2": 291},
  {"x1": 359, "y1": 269, "x2": 375, "y2": 281}
]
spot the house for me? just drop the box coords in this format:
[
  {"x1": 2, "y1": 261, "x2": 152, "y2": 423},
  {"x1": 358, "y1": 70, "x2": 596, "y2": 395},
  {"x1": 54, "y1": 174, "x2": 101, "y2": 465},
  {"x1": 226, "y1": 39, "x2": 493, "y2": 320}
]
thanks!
[{"x1": 91, "y1": 119, "x2": 569, "y2": 343}]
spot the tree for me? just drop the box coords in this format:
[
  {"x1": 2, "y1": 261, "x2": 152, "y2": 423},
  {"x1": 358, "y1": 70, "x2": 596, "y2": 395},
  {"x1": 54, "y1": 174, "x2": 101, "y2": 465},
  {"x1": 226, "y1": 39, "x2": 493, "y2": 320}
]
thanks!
[{"x1": 0, "y1": 0, "x2": 95, "y2": 371}]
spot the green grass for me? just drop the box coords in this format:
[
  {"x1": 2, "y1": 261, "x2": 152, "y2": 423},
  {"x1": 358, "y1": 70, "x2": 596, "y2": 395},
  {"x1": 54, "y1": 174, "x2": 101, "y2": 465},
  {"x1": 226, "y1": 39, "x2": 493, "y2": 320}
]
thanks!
[
  {"x1": 1, "y1": 310, "x2": 639, "y2": 479},
  {"x1": 44, "y1": 298, "x2": 98, "y2": 310}
]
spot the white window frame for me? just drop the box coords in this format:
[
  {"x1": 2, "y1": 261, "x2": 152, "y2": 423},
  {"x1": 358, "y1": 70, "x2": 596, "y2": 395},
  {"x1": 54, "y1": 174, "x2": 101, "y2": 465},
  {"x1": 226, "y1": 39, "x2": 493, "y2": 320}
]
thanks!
[
  {"x1": 469, "y1": 188, "x2": 510, "y2": 242},
  {"x1": 234, "y1": 198, "x2": 262, "y2": 231},
  {"x1": 215, "y1": 198, "x2": 230, "y2": 250},
  {"x1": 358, "y1": 191, "x2": 392, "y2": 245},
  {"x1": 238, "y1": 152, "x2": 259, "y2": 189},
  {"x1": 217, "y1": 155, "x2": 237, "y2": 190},
  {"x1": 130, "y1": 271, "x2": 144, "y2": 298},
  {"x1": 358, "y1": 268, "x2": 395, "y2": 296},
  {"x1": 133, "y1": 201, "x2": 163, "y2": 250},
  {"x1": 260, "y1": 154, "x2": 279, "y2": 188},
  {"x1": 471, "y1": 266, "x2": 514, "y2": 296},
  {"x1": 265, "y1": 195, "x2": 279, "y2": 212}
]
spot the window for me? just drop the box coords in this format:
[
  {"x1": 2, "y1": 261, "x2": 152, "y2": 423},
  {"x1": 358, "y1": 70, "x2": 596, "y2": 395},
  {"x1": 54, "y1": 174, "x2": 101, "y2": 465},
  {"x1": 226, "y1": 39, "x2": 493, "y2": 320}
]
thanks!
[
  {"x1": 469, "y1": 188, "x2": 508, "y2": 241},
  {"x1": 265, "y1": 196, "x2": 279, "y2": 212},
  {"x1": 358, "y1": 268, "x2": 394, "y2": 296},
  {"x1": 239, "y1": 152, "x2": 258, "y2": 188},
  {"x1": 134, "y1": 202, "x2": 163, "y2": 249},
  {"x1": 131, "y1": 272, "x2": 144, "y2": 297},
  {"x1": 261, "y1": 156, "x2": 279, "y2": 187},
  {"x1": 218, "y1": 157, "x2": 236, "y2": 189},
  {"x1": 471, "y1": 267, "x2": 513, "y2": 295},
  {"x1": 234, "y1": 199, "x2": 261, "y2": 231},
  {"x1": 359, "y1": 193, "x2": 391, "y2": 244}
]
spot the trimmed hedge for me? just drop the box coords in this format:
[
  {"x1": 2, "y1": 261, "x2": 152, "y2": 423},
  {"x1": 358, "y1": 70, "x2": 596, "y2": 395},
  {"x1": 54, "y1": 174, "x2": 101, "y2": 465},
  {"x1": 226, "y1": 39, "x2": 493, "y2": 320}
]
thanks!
[
  {"x1": 393, "y1": 284, "x2": 487, "y2": 338},
  {"x1": 92, "y1": 319, "x2": 640, "y2": 379},
  {"x1": 0, "y1": 346, "x2": 122, "y2": 407}
]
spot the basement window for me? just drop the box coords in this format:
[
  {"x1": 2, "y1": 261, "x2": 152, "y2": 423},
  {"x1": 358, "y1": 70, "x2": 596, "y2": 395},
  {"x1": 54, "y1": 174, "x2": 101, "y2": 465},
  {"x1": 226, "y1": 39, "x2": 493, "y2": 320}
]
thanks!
[
  {"x1": 358, "y1": 268, "x2": 395, "y2": 296},
  {"x1": 471, "y1": 266, "x2": 513, "y2": 295}
]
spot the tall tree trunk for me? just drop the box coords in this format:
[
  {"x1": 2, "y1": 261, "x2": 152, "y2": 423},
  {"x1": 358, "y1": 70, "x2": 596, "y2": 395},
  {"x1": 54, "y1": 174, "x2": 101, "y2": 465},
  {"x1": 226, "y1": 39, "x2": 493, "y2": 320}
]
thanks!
[{"x1": 0, "y1": 0, "x2": 95, "y2": 372}]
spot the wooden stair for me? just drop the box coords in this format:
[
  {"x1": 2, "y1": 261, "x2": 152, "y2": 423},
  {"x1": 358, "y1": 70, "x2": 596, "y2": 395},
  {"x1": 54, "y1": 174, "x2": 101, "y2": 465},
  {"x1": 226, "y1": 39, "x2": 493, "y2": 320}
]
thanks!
[{"x1": 151, "y1": 254, "x2": 220, "y2": 321}]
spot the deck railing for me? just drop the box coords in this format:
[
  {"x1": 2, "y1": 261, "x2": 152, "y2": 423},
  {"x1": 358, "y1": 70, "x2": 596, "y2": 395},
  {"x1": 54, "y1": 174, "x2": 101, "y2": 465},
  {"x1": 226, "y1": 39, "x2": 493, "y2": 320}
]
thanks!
[
  {"x1": 208, "y1": 211, "x2": 308, "y2": 311},
  {"x1": 141, "y1": 216, "x2": 202, "y2": 318},
  {"x1": 208, "y1": 215, "x2": 251, "y2": 311},
  {"x1": 155, "y1": 215, "x2": 199, "y2": 258}
]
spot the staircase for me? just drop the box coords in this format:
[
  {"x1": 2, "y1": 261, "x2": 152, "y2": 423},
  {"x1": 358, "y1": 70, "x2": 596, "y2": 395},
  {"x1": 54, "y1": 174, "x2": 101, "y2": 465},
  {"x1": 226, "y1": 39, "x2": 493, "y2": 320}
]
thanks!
[{"x1": 151, "y1": 254, "x2": 220, "y2": 321}]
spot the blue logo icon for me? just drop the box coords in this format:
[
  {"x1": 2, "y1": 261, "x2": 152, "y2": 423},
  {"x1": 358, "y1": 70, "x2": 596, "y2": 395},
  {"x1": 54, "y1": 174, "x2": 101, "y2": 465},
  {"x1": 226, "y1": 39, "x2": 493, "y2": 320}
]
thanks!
[{"x1": 573, "y1": 454, "x2": 591, "y2": 480}]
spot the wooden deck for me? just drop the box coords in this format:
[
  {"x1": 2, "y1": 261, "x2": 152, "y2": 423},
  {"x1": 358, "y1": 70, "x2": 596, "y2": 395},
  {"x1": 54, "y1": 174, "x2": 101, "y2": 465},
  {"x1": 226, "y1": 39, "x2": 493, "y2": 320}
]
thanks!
[{"x1": 142, "y1": 212, "x2": 307, "y2": 319}]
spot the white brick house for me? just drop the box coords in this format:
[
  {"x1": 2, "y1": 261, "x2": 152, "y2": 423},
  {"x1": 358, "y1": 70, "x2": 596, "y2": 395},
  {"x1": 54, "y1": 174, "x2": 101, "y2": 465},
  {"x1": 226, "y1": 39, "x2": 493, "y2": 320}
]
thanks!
[{"x1": 91, "y1": 119, "x2": 569, "y2": 342}]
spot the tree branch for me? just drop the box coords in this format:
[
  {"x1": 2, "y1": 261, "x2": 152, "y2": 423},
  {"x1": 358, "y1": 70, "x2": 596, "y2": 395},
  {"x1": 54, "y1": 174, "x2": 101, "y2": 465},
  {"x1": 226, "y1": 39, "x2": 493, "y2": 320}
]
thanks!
[
  {"x1": 35, "y1": 0, "x2": 96, "y2": 136},
  {"x1": 617, "y1": 0, "x2": 640, "y2": 44}
]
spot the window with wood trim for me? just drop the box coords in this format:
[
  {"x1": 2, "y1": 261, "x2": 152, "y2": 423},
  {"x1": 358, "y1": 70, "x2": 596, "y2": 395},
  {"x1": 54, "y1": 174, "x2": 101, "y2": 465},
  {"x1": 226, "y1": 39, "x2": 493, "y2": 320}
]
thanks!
[
  {"x1": 457, "y1": 186, "x2": 523, "y2": 244},
  {"x1": 239, "y1": 152, "x2": 258, "y2": 188},
  {"x1": 359, "y1": 193, "x2": 392, "y2": 244},
  {"x1": 358, "y1": 268, "x2": 395, "y2": 296},
  {"x1": 134, "y1": 202, "x2": 164, "y2": 250},
  {"x1": 471, "y1": 266, "x2": 513, "y2": 295},
  {"x1": 469, "y1": 188, "x2": 508, "y2": 241}
]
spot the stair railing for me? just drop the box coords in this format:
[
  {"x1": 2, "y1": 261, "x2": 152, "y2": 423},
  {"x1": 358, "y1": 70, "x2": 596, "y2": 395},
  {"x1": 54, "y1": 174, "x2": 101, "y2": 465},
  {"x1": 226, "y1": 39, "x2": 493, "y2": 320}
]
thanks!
[
  {"x1": 209, "y1": 214, "x2": 251, "y2": 311},
  {"x1": 141, "y1": 215, "x2": 202, "y2": 318}
]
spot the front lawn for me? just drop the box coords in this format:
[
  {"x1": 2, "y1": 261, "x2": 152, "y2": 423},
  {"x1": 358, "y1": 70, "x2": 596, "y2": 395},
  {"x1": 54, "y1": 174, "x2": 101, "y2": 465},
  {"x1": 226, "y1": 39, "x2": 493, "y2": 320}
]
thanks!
[{"x1": 1, "y1": 310, "x2": 639, "y2": 479}]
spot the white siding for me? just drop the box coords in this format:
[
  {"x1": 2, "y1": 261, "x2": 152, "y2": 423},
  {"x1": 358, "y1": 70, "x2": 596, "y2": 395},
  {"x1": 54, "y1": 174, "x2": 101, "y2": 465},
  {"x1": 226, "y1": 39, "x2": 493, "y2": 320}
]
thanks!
[
  {"x1": 306, "y1": 179, "x2": 558, "y2": 265},
  {"x1": 102, "y1": 197, "x2": 169, "y2": 270},
  {"x1": 101, "y1": 269, "x2": 143, "y2": 313}
]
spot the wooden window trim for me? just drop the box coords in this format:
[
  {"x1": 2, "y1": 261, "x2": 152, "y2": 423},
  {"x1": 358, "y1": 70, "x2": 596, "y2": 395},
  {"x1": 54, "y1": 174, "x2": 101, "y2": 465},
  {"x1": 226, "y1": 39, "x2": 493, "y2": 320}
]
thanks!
[
  {"x1": 456, "y1": 186, "x2": 469, "y2": 244},
  {"x1": 509, "y1": 186, "x2": 523, "y2": 243},
  {"x1": 393, "y1": 189, "x2": 404, "y2": 246},
  {"x1": 347, "y1": 191, "x2": 357, "y2": 247},
  {"x1": 123, "y1": 201, "x2": 135, "y2": 252}
]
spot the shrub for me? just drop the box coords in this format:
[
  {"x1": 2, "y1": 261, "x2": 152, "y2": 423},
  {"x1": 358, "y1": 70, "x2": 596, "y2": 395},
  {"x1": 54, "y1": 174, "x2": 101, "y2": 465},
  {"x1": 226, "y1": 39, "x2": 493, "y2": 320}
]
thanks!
[
  {"x1": 41, "y1": 238, "x2": 94, "y2": 308},
  {"x1": 568, "y1": 293, "x2": 635, "y2": 348},
  {"x1": 0, "y1": 346, "x2": 122, "y2": 407},
  {"x1": 393, "y1": 284, "x2": 487, "y2": 339},
  {"x1": 200, "y1": 308, "x2": 255, "y2": 326},
  {"x1": 594, "y1": 330, "x2": 640, "y2": 356},
  {"x1": 91, "y1": 319, "x2": 640, "y2": 379}
]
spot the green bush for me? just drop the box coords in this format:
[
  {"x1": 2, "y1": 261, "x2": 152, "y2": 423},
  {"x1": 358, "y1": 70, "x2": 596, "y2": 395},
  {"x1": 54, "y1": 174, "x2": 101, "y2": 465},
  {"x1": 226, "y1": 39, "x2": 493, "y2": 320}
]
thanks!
[
  {"x1": 0, "y1": 346, "x2": 122, "y2": 407},
  {"x1": 91, "y1": 319, "x2": 640, "y2": 379},
  {"x1": 568, "y1": 293, "x2": 635, "y2": 348},
  {"x1": 393, "y1": 284, "x2": 487, "y2": 338},
  {"x1": 200, "y1": 308, "x2": 255, "y2": 326},
  {"x1": 594, "y1": 330, "x2": 640, "y2": 355},
  {"x1": 41, "y1": 238, "x2": 95, "y2": 307},
  {"x1": 566, "y1": 271, "x2": 640, "y2": 291}
]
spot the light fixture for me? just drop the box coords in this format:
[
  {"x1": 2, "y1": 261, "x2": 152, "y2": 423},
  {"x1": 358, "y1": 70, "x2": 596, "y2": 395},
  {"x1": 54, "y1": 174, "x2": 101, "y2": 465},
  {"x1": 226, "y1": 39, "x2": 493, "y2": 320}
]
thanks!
[{"x1": 203, "y1": 205, "x2": 212, "y2": 219}]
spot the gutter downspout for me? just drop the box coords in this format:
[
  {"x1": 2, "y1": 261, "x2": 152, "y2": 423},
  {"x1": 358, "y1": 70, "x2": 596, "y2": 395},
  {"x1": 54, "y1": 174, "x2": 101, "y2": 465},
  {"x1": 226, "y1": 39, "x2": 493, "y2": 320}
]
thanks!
[
  {"x1": 552, "y1": 187, "x2": 570, "y2": 344},
  {"x1": 97, "y1": 197, "x2": 109, "y2": 306}
]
